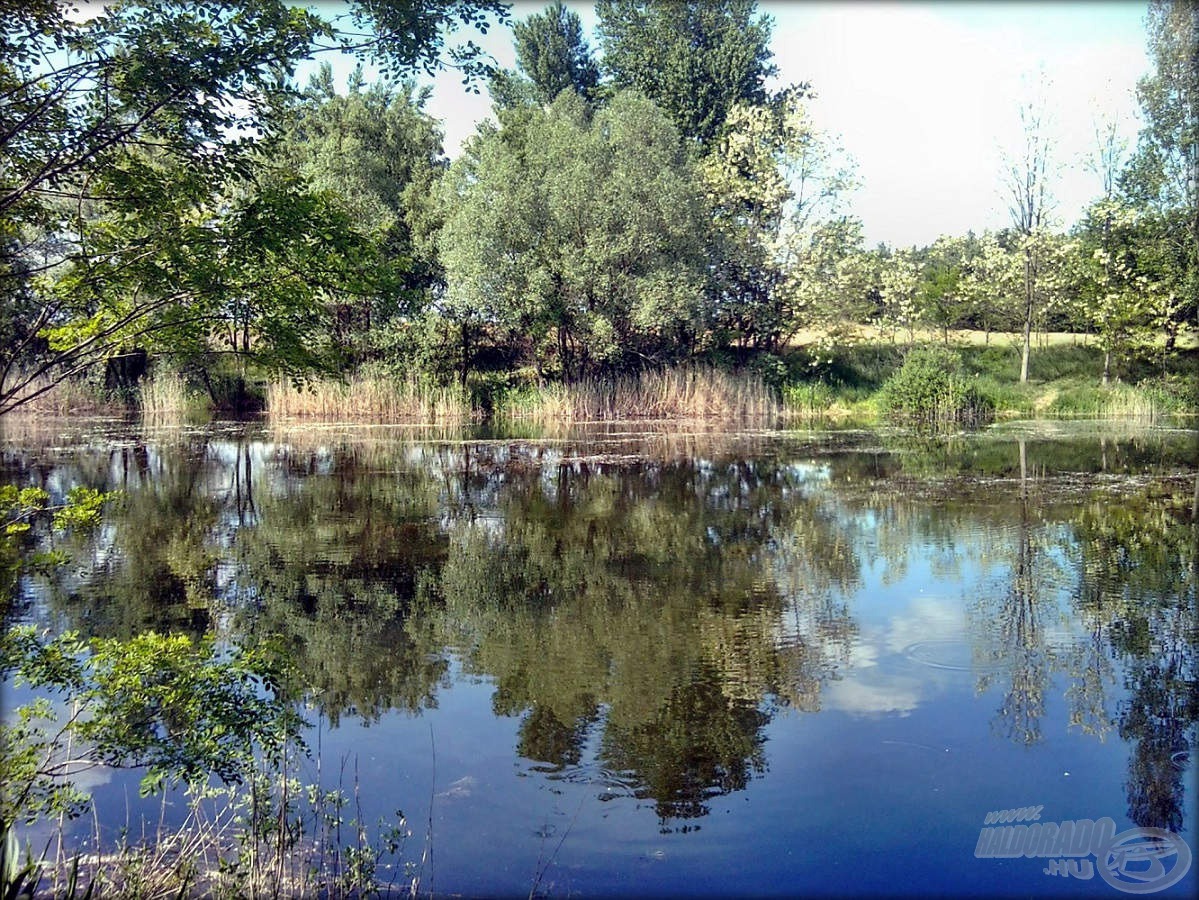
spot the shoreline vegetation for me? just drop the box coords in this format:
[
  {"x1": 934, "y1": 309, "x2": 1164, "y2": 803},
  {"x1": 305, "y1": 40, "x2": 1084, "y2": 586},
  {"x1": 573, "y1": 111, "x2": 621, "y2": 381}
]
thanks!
[{"x1": 6, "y1": 332, "x2": 1196, "y2": 430}]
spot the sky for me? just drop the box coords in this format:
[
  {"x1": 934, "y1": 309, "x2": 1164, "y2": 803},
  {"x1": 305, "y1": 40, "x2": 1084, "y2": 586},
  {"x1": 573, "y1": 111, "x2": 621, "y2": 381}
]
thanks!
[{"x1": 308, "y1": 1, "x2": 1154, "y2": 249}]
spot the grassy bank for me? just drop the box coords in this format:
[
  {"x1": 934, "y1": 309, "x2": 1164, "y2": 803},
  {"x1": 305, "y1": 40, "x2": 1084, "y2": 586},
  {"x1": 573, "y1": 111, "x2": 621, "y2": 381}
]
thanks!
[
  {"x1": 8, "y1": 332, "x2": 1195, "y2": 428},
  {"x1": 229, "y1": 343, "x2": 1199, "y2": 428},
  {"x1": 784, "y1": 337, "x2": 1197, "y2": 425}
]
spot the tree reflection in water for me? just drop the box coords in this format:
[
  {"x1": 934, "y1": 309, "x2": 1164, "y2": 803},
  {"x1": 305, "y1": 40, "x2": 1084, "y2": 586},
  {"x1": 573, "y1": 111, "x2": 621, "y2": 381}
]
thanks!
[{"x1": 2, "y1": 422, "x2": 1195, "y2": 830}]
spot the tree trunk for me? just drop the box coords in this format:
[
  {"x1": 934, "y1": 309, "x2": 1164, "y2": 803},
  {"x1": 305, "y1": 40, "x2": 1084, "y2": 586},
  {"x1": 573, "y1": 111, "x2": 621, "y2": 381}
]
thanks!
[
  {"x1": 1020, "y1": 249, "x2": 1033, "y2": 383},
  {"x1": 459, "y1": 321, "x2": 470, "y2": 388},
  {"x1": 1102, "y1": 350, "x2": 1111, "y2": 386},
  {"x1": 1164, "y1": 319, "x2": 1178, "y2": 356}
]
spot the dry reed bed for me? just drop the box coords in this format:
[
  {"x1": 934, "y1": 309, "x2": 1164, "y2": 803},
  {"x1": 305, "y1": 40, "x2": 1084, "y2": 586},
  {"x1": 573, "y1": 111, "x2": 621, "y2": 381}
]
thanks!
[
  {"x1": 267, "y1": 372, "x2": 473, "y2": 423},
  {"x1": 268, "y1": 367, "x2": 781, "y2": 424},
  {"x1": 507, "y1": 367, "x2": 781, "y2": 424},
  {"x1": 137, "y1": 370, "x2": 210, "y2": 424},
  {"x1": 1, "y1": 373, "x2": 119, "y2": 417}
]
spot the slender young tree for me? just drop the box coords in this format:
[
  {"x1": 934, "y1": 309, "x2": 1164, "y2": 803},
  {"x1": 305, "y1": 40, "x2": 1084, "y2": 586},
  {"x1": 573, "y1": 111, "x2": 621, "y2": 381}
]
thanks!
[
  {"x1": 1087, "y1": 114, "x2": 1130, "y2": 384},
  {"x1": 1002, "y1": 88, "x2": 1055, "y2": 383}
]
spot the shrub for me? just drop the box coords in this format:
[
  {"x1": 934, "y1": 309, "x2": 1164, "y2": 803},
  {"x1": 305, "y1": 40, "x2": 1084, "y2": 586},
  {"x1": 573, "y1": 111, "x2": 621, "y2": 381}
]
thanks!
[{"x1": 878, "y1": 346, "x2": 995, "y2": 428}]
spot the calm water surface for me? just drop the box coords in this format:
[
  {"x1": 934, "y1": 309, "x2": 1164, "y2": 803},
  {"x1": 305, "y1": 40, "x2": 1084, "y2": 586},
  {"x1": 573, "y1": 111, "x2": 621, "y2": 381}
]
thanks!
[{"x1": 3, "y1": 418, "x2": 1197, "y2": 898}]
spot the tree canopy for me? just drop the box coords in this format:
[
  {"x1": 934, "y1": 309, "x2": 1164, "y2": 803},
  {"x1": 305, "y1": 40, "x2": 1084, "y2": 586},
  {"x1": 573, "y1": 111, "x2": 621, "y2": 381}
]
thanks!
[
  {"x1": 0, "y1": 0, "x2": 1193, "y2": 416},
  {"x1": 0, "y1": 0, "x2": 506, "y2": 413},
  {"x1": 437, "y1": 90, "x2": 710, "y2": 379},
  {"x1": 596, "y1": 0, "x2": 778, "y2": 147}
]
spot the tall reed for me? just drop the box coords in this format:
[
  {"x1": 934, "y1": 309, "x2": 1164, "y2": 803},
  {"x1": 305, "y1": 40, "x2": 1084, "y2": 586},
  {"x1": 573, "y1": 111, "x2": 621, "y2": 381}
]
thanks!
[
  {"x1": 1, "y1": 373, "x2": 114, "y2": 417},
  {"x1": 1039, "y1": 380, "x2": 1191, "y2": 421},
  {"x1": 138, "y1": 370, "x2": 209, "y2": 423},
  {"x1": 502, "y1": 366, "x2": 780, "y2": 424},
  {"x1": 267, "y1": 370, "x2": 473, "y2": 423}
]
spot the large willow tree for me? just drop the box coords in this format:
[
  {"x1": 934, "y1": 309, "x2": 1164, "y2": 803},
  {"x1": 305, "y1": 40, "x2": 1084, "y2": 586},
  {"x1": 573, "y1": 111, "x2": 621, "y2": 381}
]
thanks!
[{"x1": 436, "y1": 90, "x2": 711, "y2": 380}]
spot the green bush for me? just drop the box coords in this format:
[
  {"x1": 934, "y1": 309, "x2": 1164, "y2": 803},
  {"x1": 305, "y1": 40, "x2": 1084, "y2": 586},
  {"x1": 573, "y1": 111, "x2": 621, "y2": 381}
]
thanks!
[{"x1": 878, "y1": 346, "x2": 995, "y2": 428}]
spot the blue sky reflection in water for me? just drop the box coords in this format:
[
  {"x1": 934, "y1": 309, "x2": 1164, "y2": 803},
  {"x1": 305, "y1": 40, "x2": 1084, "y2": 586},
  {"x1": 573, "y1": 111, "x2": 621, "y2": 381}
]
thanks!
[{"x1": 2, "y1": 421, "x2": 1196, "y2": 898}]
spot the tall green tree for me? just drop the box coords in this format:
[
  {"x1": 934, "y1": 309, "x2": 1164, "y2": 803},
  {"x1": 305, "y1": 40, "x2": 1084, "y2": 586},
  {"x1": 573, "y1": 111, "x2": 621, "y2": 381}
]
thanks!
[
  {"x1": 699, "y1": 89, "x2": 858, "y2": 352},
  {"x1": 512, "y1": 1, "x2": 599, "y2": 104},
  {"x1": 596, "y1": 0, "x2": 778, "y2": 148},
  {"x1": 437, "y1": 91, "x2": 710, "y2": 379},
  {"x1": 1121, "y1": 0, "x2": 1198, "y2": 351},
  {"x1": 271, "y1": 64, "x2": 449, "y2": 362},
  {"x1": 913, "y1": 235, "x2": 977, "y2": 345},
  {"x1": 958, "y1": 232, "x2": 1022, "y2": 343}
]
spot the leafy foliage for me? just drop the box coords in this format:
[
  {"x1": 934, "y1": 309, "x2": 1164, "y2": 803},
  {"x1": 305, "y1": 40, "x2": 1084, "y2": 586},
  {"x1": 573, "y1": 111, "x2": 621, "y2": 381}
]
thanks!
[
  {"x1": 596, "y1": 0, "x2": 778, "y2": 147},
  {"x1": 269, "y1": 64, "x2": 449, "y2": 363},
  {"x1": 2, "y1": 484, "x2": 112, "y2": 615},
  {"x1": 437, "y1": 90, "x2": 710, "y2": 378},
  {"x1": 699, "y1": 88, "x2": 859, "y2": 352},
  {"x1": 0, "y1": 0, "x2": 504, "y2": 414},
  {"x1": 878, "y1": 346, "x2": 995, "y2": 428},
  {"x1": 493, "y1": 1, "x2": 600, "y2": 106},
  {"x1": 1, "y1": 627, "x2": 304, "y2": 824}
]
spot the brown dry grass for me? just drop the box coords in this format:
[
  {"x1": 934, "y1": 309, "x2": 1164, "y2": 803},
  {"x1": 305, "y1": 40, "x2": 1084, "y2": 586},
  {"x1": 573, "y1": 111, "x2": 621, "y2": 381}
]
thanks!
[
  {"x1": 138, "y1": 370, "x2": 209, "y2": 423},
  {"x1": 267, "y1": 370, "x2": 473, "y2": 423},
  {"x1": 504, "y1": 366, "x2": 781, "y2": 424},
  {"x1": 1, "y1": 373, "x2": 118, "y2": 417}
]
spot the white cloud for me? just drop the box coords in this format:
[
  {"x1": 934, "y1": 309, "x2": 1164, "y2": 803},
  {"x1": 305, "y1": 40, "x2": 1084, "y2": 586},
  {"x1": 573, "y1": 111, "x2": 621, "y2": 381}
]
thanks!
[
  {"x1": 884, "y1": 595, "x2": 965, "y2": 654},
  {"x1": 822, "y1": 594, "x2": 967, "y2": 716},
  {"x1": 824, "y1": 674, "x2": 923, "y2": 715}
]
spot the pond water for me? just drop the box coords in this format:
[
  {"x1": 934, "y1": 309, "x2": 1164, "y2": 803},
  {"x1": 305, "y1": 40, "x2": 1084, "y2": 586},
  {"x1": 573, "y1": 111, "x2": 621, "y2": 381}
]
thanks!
[{"x1": 2, "y1": 418, "x2": 1197, "y2": 898}]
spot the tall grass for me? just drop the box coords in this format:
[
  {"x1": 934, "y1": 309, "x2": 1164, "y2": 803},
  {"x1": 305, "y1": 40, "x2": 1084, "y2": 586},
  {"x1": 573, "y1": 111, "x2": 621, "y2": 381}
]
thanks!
[
  {"x1": 138, "y1": 370, "x2": 209, "y2": 423},
  {"x1": 500, "y1": 366, "x2": 781, "y2": 424},
  {"x1": 267, "y1": 369, "x2": 473, "y2": 423},
  {"x1": 20, "y1": 752, "x2": 417, "y2": 900},
  {"x1": 0, "y1": 373, "x2": 115, "y2": 417},
  {"x1": 1037, "y1": 378, "x2": 1194, "y2": 420},
  {"x1": 785, "y1": 340, "x2": 1198, "y2": 424}
]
